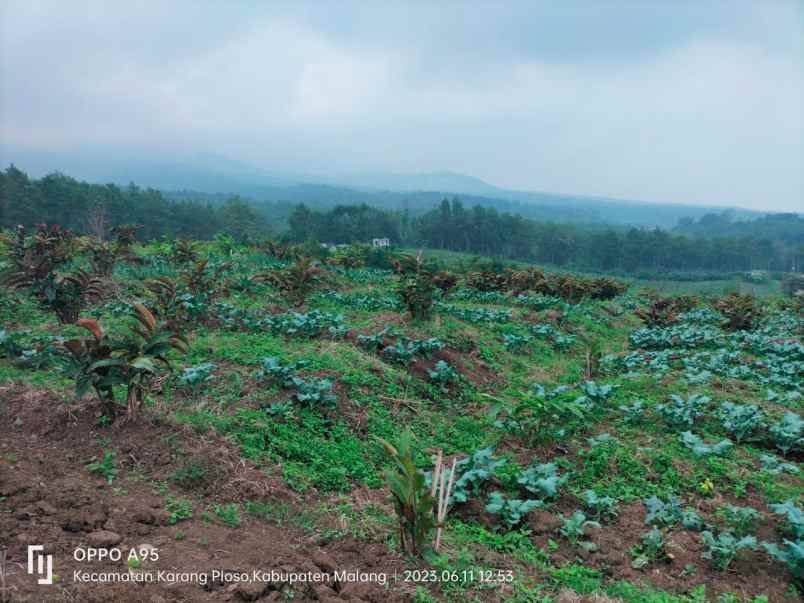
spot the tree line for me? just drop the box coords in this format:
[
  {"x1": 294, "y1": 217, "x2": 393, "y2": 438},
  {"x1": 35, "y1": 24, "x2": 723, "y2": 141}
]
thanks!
[{"x1": 2, "y1": 166, "x2": 802, "y2": 275}]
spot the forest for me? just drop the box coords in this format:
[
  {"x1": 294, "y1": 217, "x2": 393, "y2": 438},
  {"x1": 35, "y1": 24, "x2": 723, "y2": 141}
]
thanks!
[{"x1": 2, "y1": 166, "x2": 802, "y2": 276}]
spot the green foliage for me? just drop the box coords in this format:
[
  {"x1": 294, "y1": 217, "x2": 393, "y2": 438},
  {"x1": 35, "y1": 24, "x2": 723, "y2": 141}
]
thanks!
[
  {"x1": 213, "y1": 503, "x2": 241, "y2": 528},
  {"x1": 763, "y1": 539, "x2": 804, "y2": 582},
  {"x1": 378, "y1": 431, "x2": 435, "y2": 556},
  {"x1": 644, "y1": 496, "x2": 685, "y2": 527},
  {"x1": 559, "y1": 510, "x2": 600, "y2": 545},
  {"x1": 759, "y1": 454, "x2": 799, "y2": 476},
  {"x1": 582, "y1": 489, "x2": 619, "y2": 522},
  {"x1": 502, "y1": 333, "x2": 534, "y2": 353},
  {"x1": 517, "y1": 462, "x2": 568, "y2": 500},
  {"x1": 619, "y1": 399, "x2": 647, "y2": 424},
  {"x1": 426, "y1": 360, "x2": 459, "y2": 385},
  {"x1": 631, "y1": 528, "x2": 668, "y2": 568},
  {"x1": 257, "y1": 256, "x2": 329, "y2": 306},
  {"x1": 718, "y1": 505, "x2": 761, "y2": 536},
  {"x1": 718, "y1": 401, "x2": 764, "y2": 443},
  {"x1": 178, "y1": 362, "x2": 216, "y2": 389},
  {"x1": 768, "y1": 500, "x2": 804, "y2": 540},
  {"x1": 657, "y1": 394, "x2": 710, "y2": 429},
  {"x1": 86, "y1": 450, "x2": 118, "y2": 484},
  {"x1": 769, "y1": 412, "x2": 804, "y2": 456},
  {"x1": 486, "y1": 492, "x2": 542, "y2": 528},
  {"x1": 256, "y1": 356, "x2": 337, "y2": 410},
  {"x1": 680, "y1": 431, "x2": 733, "y2": 457},
  {"x1": 165, "y1": 497, "x2": 193, "y2": 524},
  {"x1": 393, "y1": 253, "x2": 437, "y2": 320},
  {"x1": 701, "y1": 530, "x2": 757, "y2": 570},
  {"x1": 444, "y1": 446, "x2": 507, "y2": 504}
]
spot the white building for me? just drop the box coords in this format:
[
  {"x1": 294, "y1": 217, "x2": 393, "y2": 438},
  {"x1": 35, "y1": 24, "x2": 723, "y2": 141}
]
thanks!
[{"x1": 372, "y1": 238, "x2": 390, "y2": 248}]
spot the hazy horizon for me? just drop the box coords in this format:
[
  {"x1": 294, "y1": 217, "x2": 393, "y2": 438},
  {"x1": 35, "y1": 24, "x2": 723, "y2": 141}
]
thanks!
[{"x1": 1, "y1": 1, "x2": 802, "y2": 212}]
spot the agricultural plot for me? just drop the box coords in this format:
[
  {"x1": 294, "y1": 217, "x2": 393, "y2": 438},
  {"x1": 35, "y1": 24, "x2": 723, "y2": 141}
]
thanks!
[{"x1": 0, "y1": 229, "x2": 802, "y2": 603}]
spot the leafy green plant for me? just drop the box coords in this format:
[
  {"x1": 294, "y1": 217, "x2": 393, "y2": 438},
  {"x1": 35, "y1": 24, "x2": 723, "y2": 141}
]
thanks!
[
  {"x1": 178, "y1": 362, "x2": 216, "y2": 390},
  {"x1": 427, "y1": 360, "x2": 459, "y2": 386},
  {"x1": 165, "y1": 497, "x2": 193, "y2": 524},
  {"x1": 768, "y1": 412, "x2": 803, "y2": 456},
  {"x1": 768, "y1": 500, "x2": 804, "y2": 540},
  {"x1": 618, "y1": 399, "x2": 647, "y2": 424},
  {"x1": 762, "y1": 539, "x2": 804, "y2": 583},
  {"x1": 582, "y1": 490, "x2": 619, "y2": 522},
  {"x1": 63, "y1": 304, "x2": 188, "y2": 421},
  {"x1": 559, "y1": 511, "x2": 600, "y2": 545},
  {"x1": 486, "y1": 492, "x2": 542, "y2": 528},
  {"x1": 86, "y1": 450, "x2": 118, "y2": 484},
  {"x1": 631, "y1": 528, "x2": 669, "y2": 568},
  {"x1": 657, "y1": 394, "x2": 710, "y2": 429},
  {"x1": 701, "y1": 530, "x2": 757, "y2": 570},
  {"x1": 644, "y1": 495, "x2": 684, "y2": 527},
  {"x1": 443, "y1": 446, "x2": 507, "y2": 504},
  {"x1": 213, "y1": 503, "x2": 241, "y2": 528},
  {"x1": 517, "y1": 463, "x2": 568, "y2": 500},
  {"x1": 503, "y1": 333, "x2": 534, "y2": 353},
  {"x1": 393, "y1": 252, "x2": 437, "y2": 320},
  {"x1": 377, "y1": 432, "x2": 436, "y2": 557},
  {"x1": 257, "y1": 256, "x2": 329, "y2": 306},
  {"x1": 759, "y1": 454, "x2": 799, "y2": 475},
  {"x1": 718, "y1": 401, "x2": 764, "y2": 443},
  {"x1": 718, "y1": 505, "x2": 761, "y2": 536},
  {"x1": 680, "y1": 431, "x2": 733, "y2": 457}
]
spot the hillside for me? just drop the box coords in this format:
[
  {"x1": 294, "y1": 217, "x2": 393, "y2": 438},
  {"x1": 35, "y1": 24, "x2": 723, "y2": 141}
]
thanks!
[{"x1": 1, "y1": 231, "x2": 802, "y2": 602}]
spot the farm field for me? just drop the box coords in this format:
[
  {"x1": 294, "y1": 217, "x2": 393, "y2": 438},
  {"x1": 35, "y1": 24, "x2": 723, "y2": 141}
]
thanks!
[{"x1": 0, "y1": 229, "x2": 802, "y2": 603}]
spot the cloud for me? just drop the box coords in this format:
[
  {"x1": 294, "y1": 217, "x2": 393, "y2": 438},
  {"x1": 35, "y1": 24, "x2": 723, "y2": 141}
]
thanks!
[{"x1": 0, "y1": 0, "x2": 801, "y2": 210}]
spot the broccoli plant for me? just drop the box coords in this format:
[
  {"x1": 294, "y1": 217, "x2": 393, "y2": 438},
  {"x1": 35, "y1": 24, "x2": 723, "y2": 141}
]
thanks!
[
  {"x1": 718, "y1": 505, "x2": 761, "y2": 536},
  {"x1": 256, "y1": 357, "x2": 337, "y2": 409},
  {"x1": 440, "y1": 446, "x2": 507, "y2": 504},
  {"x1": 759, "y1": 454, "x2": 799, "y2": 476},
  {"x1": 763, "y1": 539, "x2": 804, "y2": 583},
  {"x1": 427, "y1": 360, "x2": 459, "y2": 386},
  {"x1": 768, "y1": 412, "x2": 804, "y2": 456},
  {"x1": 644, "y1": 496, "x2": 685, "y2": 527},
  {"x1": 559, "y1": 511, "x2": 600, "y2": 545},
  {"x1": 517, "y1": 463, "x2": 568, "y2": 500},
  {"x1": 503, "y1": 333, "x2": 534, "y2": 353},
  {"x1": 701, "y1": 530, "x2": 757, "y2": 570},
  {"x1": 256, "y1": 357, "x2": 309, "y2": 386},
  {"x1": 718, "y1": 401, "x2": 764, "y2": 444},
  {"x1": 582, "y1": 490, "x2": 619, "y2": 522},
  {"x1": 631, "y1": 528, "x2": 669, "y2": 569},
  {"x1": 680, "y1": 431, "x2": 733, "y2": 457},
  {"x1": 768, "y1": 500, "x2": 804, "y2": 540},
  {"x1": 618, "y1": 399, "x2": 647, "y2": 424},
  {"x1": 178, "y1": 362, "x2": 216, "y2": 390},
  {"x1": 486, "y1": 492, "x2": 542, "y2": 528},
  {"x1": 578, "y1": 381, "x2": 618, "y2": 404},
  {"x1": 657, "y1": 394, "x2": 710, "y2": 429}
]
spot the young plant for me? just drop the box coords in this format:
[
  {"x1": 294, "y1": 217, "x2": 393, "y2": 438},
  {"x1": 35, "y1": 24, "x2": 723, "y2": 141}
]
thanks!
[
  {"x1": 768, "y1": 412, "x2": 803, "y2": 456},
  {"x1": 257, "y1": 256, "x2": 329, "y2": 307},
  {"x1": 444, "y1": 446, "x2": 507, "y2": 504},
  {"x1": 759, "y1": 454, "x2": 799, "y2": 476},
  {"x1": 178, "y1": 362, "x2": 216, "y2": 390},
  {"x1": 582, "y1": 490, "x2": 619, "y2": 522},
  {"x1": 631, "y1": 528, "x2": 669, "y2": 568},
  {"x1": 517, "y1": 463, "x2": 568, "y2": 500},
  {"x1": 762, "y1": 540, "x2": 804, "y2": 583},
  {"x1": 427, "y1": 360, "x2": 459, "y2": 386},
  {"x1": 559, "y1": 510, "x2": 600, "y2": 545},
  {"x1": 657, "y1": 394, "x2": 710, "y2": 429},
  {"x1": 378, "y1": 432, "x2": 436, "y2": 557},
  {"x1": 394, "y1": 252, "x2": 437, "y2": 320},
  {"x1": 680, "y1": 431, "x2": 733, "y2": 457},
  {"x1": 619, "y1": 399, "x2": 647, "y2": 424},
  {"x1": 86, "y1": 450, "x2": 118, "y2": 484},
  {"x1": 644, "y1": 495, "x2": 684, "y2": 527},
  {"x1": 701, "y1": 530, "x2": 757, "y2": 570},
  {"x1": 719, "y1": 505, "x2": 761, "y2": 537},
  {"x1": 768, "y1": 500, "x2": 804, "y2": 540},
  {"x1": 718, "y1": 401, "x2": 764, "y2": 444},
  {"x1": 486, "y1": 492, "x2": 542, "y2": 528}
]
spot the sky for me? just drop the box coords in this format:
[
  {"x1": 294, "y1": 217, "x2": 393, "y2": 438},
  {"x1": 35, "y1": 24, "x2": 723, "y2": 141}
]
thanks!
[{"x1": 1, "y1": 1, "x2": 802, "y2": 211}]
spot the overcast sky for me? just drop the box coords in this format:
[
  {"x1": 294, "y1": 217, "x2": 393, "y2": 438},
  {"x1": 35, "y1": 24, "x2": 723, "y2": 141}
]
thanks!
[{"x1": 1, "y1": 1, "x2": 802, "y2": 211}]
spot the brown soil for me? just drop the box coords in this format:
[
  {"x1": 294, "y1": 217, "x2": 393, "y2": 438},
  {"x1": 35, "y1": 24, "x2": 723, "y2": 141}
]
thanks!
[{"x1": 0, "y1": 384, "x2": 414, "y2": 602}]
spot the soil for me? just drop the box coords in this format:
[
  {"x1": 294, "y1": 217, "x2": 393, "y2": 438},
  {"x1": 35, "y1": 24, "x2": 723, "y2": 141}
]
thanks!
[{"x1": 0, "y1": 384, "x2": 414, "y2": 602}]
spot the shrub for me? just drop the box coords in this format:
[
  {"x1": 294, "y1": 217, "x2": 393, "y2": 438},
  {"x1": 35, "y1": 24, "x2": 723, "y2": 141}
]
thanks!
[
  {"x1": 257, "y1": 256, "x2": 329, "y2": 306},
  {"x1": 394, "y1": 253, "x2": 437, "y2": 320},
  {"x1": 63, "y1": 304, "x2": 188, "y2": 421},
  {"x1": 715, "y1": 293, "x2": 763, "y2": 331}
]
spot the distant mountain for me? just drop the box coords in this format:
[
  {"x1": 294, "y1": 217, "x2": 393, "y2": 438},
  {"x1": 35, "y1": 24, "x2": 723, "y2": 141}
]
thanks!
[{"x1": 0, "y1": 148, "x2": 766, "y2": 228}]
